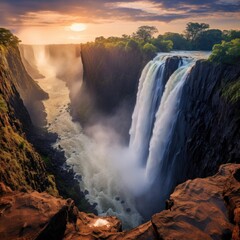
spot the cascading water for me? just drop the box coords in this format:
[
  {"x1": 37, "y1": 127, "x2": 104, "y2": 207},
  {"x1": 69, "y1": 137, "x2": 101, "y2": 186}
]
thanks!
[
  {"x1": 21, "y1": 46, "x2": 210, "y2": 228},
  {"x1": 129, "y1": 55, "x2": 169, "y2": 165}
]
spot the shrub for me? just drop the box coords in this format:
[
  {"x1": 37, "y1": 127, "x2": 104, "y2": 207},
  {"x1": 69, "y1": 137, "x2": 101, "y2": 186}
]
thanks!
[
  {"x1": 222, "y1": 78, "x2": 240, "y2": 103},
  {"x1": 18, "y1": 141, "x2": 25, "y2": 149},
  {"x1": 142, "y1": 43, "x2": 158, "y2": 58},
  {"x1": 0, "y1": 95, "x2": 7, "y2": 113},
  {"x1": 0, "y1": 28, "x2": 21, "y2": 47},
  {"x1": 208, "y1": 38, "x2": 240, "y2": 65}
]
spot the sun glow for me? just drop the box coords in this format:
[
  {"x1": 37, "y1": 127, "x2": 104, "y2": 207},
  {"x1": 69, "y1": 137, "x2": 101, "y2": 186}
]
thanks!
[{"x1": 70, "y1": 23, "x2": 87, "y2": 32}]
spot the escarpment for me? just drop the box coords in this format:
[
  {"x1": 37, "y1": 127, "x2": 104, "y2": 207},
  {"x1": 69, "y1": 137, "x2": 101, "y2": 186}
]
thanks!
[
  {"x1": 75, "y1": 43, "x2": 150, "y2": 132},
  {"x1": 1, "y1": 45, "x2": 48, "y2": 127},
  {"x1": 0, "y1": 45, "x2": 57, "y2": 194},
  {"x1": 182, "y1": 60, "x2": 240, "y2": 179}
]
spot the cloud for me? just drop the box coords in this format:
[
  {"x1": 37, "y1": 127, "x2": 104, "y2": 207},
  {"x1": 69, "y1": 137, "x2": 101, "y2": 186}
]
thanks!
[{"x1": 0, "y1": 0, "x2": 239, "y2": 28}]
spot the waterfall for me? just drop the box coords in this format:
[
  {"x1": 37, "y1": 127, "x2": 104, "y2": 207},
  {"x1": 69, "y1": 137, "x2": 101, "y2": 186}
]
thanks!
[
  {"x1": 21, "y1": 46, "x2": 210, "y2": 227},
  {"x1": 129, "y1": 55, "x2": 168, "y2": 165},
  {"x1": 129, "y1": 53, "x2": 200, "y2": 216},
  {"x1": 129, "y1": 54, "x2": 194, "y2": 175},
  {"x1": 145, "y1": 62, "x2": 194, "y2": 185}
]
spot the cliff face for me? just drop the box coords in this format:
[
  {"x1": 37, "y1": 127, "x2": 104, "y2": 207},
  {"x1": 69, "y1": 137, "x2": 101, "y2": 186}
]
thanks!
[
  {"x1": 76, "y1": 44, "x2": 151, "y2": 135},
  {"x1": 80, "y1": 44, "x2": 144, "y2": 113},
  {"x1": 181, "y1": 60, "x2": 240, "y2": 178},
  {"x1": 19, "y1": 45, "x2": 44, "y2": 79},
  {"x1": 0, "y1": 45, "x2": 57, "y2": 194},
  {"x1": 1, "y1": 45, "x2": 48, "y2": 127}
]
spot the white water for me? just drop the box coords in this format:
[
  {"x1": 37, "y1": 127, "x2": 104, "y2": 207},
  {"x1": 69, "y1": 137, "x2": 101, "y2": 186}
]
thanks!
[
  {"x1": 145, "y1": 62, "x2": 194, "y2": 184},
  {"x1": 129, "y1": 55, "x2": 168, "y2": 165},
  {"x1": 128, "y1": 53, "x2": 196, "y2": 195}
]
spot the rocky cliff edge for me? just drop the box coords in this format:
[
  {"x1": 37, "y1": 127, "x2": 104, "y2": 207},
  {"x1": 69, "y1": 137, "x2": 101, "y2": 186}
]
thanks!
[{"x1": 1, "y1": 163, "x2": 239, "y2": 240}]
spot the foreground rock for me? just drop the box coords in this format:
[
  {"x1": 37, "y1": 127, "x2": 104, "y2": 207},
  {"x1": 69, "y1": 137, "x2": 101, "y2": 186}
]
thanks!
[
  {"x1": 0, "y1": 164, "x2": 239, "y2": 239},
  {"x1": 0, "y1": 184, "x2": 65, "y2": 240},
  {"x1": 0, "y1": 183, "x2": 121, "y2": 240},
  {"x1": 113, "y1": 164, "x2": 240, "y2": 240}
]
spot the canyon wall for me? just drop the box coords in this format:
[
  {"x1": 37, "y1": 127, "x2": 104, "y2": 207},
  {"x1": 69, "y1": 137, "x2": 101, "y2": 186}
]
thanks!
[
  {"x1": 182, "y1": 60, "x2": 240, "y2": 179},
  {"x1": 0, "y1": 44, "x2": 57, "y2": 194}
]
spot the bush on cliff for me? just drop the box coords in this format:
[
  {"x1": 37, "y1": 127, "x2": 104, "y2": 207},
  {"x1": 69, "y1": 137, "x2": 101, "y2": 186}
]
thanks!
[
  {"x1": 209, "y1": 38, "x2": 240, "y2": 65},
  {"x1": 0, "y1": 28, "x2": 20, "y2": 47},
  {"x1": 0, "y1": 94, "x2": 7, "y2": 113},
  {"x1": 222, "y1": 78, "x2": 240, "y2": 103}
]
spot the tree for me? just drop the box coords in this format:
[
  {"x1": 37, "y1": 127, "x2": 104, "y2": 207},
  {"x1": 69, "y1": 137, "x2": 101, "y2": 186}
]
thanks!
[
  {"x1": 134, "y1": 26, "x2": 158, "y2": 42},
  {"x1": 195, "y1": 29, "x2": 223, "y2": 50},
  {"x1": 208, "y1": 38, "x2": 240, "y2": 65},
  {"x1": 125, "y1": 39, "x2": 139, "y2": 51},
  {"x1": 151, "y1": 37, "x2": 173, "y2": 52},
  {"x1": 142, "y1": 43, "x2": 158, "y2": 58},
  {"x1": 222, "y1": 30, "x2": 240, "y2": 41},
  {"x1": 0, "y1": 28, "x2": 20, "y2": 47},
  {"x1": 161, "y1": 32, "x2": 189, "y2": 50},
  {"x1": 185, "y1": 22, "x2": 209, "y2": 43}
]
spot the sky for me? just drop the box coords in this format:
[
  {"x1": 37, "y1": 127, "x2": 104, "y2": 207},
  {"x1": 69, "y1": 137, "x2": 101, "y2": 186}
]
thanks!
[{"x1": 0, "y1": 0, "x2": 240, "y2": 44}]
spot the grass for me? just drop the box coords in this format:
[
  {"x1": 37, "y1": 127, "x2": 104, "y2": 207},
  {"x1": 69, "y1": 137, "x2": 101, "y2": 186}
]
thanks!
[
  {"x1": 0, "y1": 94, "x2": 7, "y2": 113},
  {"x1": 222, "y1": 78, "x2": 240, "y2": 104}
]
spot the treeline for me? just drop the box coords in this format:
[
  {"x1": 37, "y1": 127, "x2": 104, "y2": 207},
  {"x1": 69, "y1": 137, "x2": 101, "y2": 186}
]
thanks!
[
  {"x1": 86, "y1": 22, "x2": 240, "y2": 64},
  {"x1": 88, "y1": 23, "x2": 240, "y2": 52},
  {"x1": 87, "y1": 25, "x2": 172, "y2": 59},
  {"x1": 161, "y1": 22, "x2": 240, "y2": 51}
]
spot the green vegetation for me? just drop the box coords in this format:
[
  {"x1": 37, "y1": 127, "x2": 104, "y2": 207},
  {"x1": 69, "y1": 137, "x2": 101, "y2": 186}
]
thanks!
[
  {"x1": 133, "y1": 25, "x2": 158, "y2": 42},
  {"x1": 87, "y1": 25, "x2": 173, "y2": 59},
  {"x1": 195, "y1": 29, "x2": 223, "y2": 50},
  {"x1": 42, "y1": 155, "x2": 51, "y2": 167},
  {"x1": 159, "y1": 32, "x2": 189, "y2": 50},
  {"x1": 0, "y1": 28, "x2": 20, "y2": 47},
  {"x1": 185, "y1": 22, "x2": 210, "y2": 43},
  {"x1": 18, "y1": 141, "x2": 25, "y2": 149},
  {"x1": 208, "y1": 38, "x2": 240, "y2": 65},
  {"x1": 0, "y1": 94, "x2": 7, "y2": 113},
  {"x1": 87, "y1": 23, "x2": 240, "y2": 56},
  {"x1": 142, "y1": 43, "x2": 158, "y2": 58},
  {"x1": 222, "y1": 78, "x2": 240, "y2": 103}
]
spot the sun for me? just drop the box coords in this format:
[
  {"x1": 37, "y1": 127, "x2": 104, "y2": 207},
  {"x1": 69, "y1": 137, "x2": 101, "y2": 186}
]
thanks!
[{"x1": 70, "y1": 23, "x2": 87, "y2": 32}]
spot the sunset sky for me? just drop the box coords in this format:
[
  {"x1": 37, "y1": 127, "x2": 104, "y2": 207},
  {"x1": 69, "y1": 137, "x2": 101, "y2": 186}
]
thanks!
[{"x1": 0, "y1": 0, "x2": 240, "y2": 44}]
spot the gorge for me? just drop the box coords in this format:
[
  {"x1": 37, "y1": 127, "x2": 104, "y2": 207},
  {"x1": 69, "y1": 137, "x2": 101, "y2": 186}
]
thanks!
[
  {"x1": 21, "y1": 45, "x2": 240, "y2": 227},
  {"x1": 0, "y1": 40, "x2": 240, "y2": 239}
]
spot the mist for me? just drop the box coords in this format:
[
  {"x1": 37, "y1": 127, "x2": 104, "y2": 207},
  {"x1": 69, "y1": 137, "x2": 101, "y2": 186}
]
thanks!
[{"x1": 21, "y1": 44, "x2": 148, "y2": 228}]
